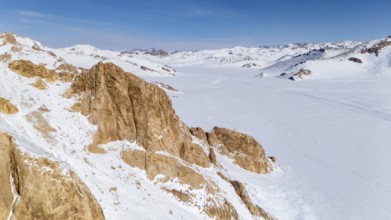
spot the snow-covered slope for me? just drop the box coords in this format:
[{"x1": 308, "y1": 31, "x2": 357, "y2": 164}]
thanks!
[
  {"x1": 131, "y1": 37, "x2": 391, "y2": 80},
  {"x1": 1, "y1": 32, "x2": 391, "y2": 219},
  {"x1": 0, "y1": 33, "x2": 176, "y2": 77},
  {"x1": 131, "y1": 41, "x2": 359, "y2": 68}
]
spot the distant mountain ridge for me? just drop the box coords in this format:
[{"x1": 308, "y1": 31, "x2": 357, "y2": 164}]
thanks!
[{"x1": 1, "y1": 32, "x2": 390, "y2": 80}]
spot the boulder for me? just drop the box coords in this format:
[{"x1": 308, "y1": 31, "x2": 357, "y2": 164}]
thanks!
[{"x1": 348, "y1": 57, "x2": 363, "y2": 63}]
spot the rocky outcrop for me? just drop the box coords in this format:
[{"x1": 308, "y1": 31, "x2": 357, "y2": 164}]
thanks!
[
  {"x1": 8, "y1": 60, "x2": 58, "y2": 82},
  {"x1": 0, "y1": 97, "x2": 18, "y2": 114},
  {"x1": 289, "y1": 68, "x2": 312, "y2": 80},
  {"x1": 153, "y1": 82, "x2": 177, "y2": 92},
  {"x1": 204, "y1": 199, "x2": 239, "y2": 220},
  {"x1": 361, "y1": 36, "x2": 391, "y2": 56},
  {"x1": 69, "y1": 62, "x2": 210, "y2": 167},
  {"x1": 242, "y1": 63, "x2": 258, "y2": 68},
  {"x1": 32, "y1": 78, "x2": 47, "y2": 90},
  {"x1": 0, "y1": 52, "x2": 12, "y2": 62},
  {"x1": 207, "y1": 127, "x2": 269, "y2": 174},
  {"x1": 217, "y1": 172, "x2": 276, "y2": 220},
  {"x1": 145, "y1": 48, "x2": 169, "y2": 57},
  {"x1": 58, "y1": 71, "x2": 75, "y2": 82},
  {"x1": 0, "y1": 33, "x2": 17, "y2": 45},
  {"x1": 57, "y1": 63, "x2": 78, "y2": 74},
  {"x1": 121, "y1": 150, "x2": 206, "y2": 188},
  {"x1": 67, "y1": 62, "x2": 274, "y2": 219},
  {"x1": 348, "y1": 57, "x2": 363, "y2": 63},
  {"x1": 0, "y1": 133, "x2": 105, "y2": 220}
]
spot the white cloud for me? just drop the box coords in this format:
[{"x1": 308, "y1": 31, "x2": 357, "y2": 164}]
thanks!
[
  {"x1": 18, "y1": 10, "x2": 110, "y2": 26},
  {"x1": 19, "y1": 10, "x2": 51, "y2": 17}
]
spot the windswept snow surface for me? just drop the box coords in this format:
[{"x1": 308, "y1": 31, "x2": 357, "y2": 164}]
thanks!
[{"x1": 145, "y1": 65, "x2": 391, "y2": 219}]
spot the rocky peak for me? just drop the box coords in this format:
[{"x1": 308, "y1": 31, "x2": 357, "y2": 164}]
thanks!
[
  {"x1": 0, "y1": 32, "x2": 17, "y2": 45},
  {"x1": 69, "y1": 62, "x2": 210, "y2": 167}
]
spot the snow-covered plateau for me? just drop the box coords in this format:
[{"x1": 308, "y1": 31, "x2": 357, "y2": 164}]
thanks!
[{"x1": 0, "y1": 32, "x2": 390, "y2": 219}]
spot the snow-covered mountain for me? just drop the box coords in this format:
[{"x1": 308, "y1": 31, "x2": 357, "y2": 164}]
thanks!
[
  {"x1": 1, "y1": 32, "x2": 391, "y2": 220},
  {"x1": 131, "y1": 37, "x2": 391, "y2": 80},
  {"x1": 0, "y1": 33, "x2": 176, "y2": 78}
]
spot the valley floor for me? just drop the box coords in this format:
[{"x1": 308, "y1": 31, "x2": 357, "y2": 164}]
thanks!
[{"x1": 146, "y1": 66, "x2": 391, "y2": 219}]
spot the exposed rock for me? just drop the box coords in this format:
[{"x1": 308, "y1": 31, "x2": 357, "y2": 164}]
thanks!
[
  {"x1": 190, "y1": 127, "x2": 208, "y2": 144},
  {"x1": 242, "y1": 63, "x2": 258, "y2": 68},
  {"x1": 153, "y1": 82, "x2": 177, "y2": 92},
  {"x1": 69, "y1": 62, "x2": 210, "y2": 168},
  {"x1": 32, "y1": 78, "x2": 47, "y2": 90},
  {"x1": 208, "y1": 148, "x2": 217, "y2": 165},
  {"x1": 231, "y1": 180, "x2": 275, "y2": 219},
  {"x1": 67, "y1": 62, "x2": 274, "y2": 219},
  {"x1": 0, "y1": 133, "x2": 105, "y2": 220},
  {"x1": 164, "y1": 188, "x2": 191, "y2": 203},
  {"x1": 145, "y1": 49, "x2": 169, "y2": 57},
  {"x1": 59, "y1": 71, "x2": 75, "y2": 82},
  {"x1": 0, "y1": 52, "x2": 12, "y2": 62},
  {"x1": 57, "y1": 63, "x2": 78, "y2": 74},
  {"x1": 1, "y1": 33, "x2": 17, "y2": 45},
  {"x1": 204, "y1": 199, "x2": 239, "y2": 220},
  {"x1": 207, "y1": 127, "x2": 269, "y2": 174},
  {"x1": 0, "y1": 97, "x2": 18, "y2": 114},
  {"x1": 268, "y1": 156, "x2": 277, "y2": 163},
  {"x1": 8, "y1": 60, "x2": 58, "y2": 82},
  {"x1": 32, "y1": 43, "x2": 41, "y2": 51},
  {"x1": 25, "y1": 110, "x2": 56, "y2": 142},
  {"x1": 121, "y1": 150, "x2": 206, "y2": 189},
  {"x1": 348, "y1": 57, "x2": 363, "y2": 63},
  {"x1": 289, "y1": 68, "x2": 312, "y2": 80},
  {"x1": 11, "y1": 46, "x2": 21, "y2": 53},
  {"x1": 140, "y1": 65, "x2": 155, "y2": 72},
  {"x1": 361, "y1": 37, "x2": 391, "y2": 56},
  {"x1": 217, "y1": 172, "x2": 275, "y2": 220}
]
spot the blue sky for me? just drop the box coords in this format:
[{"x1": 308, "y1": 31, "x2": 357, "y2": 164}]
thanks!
[{"x1": 0, "y1": 0, "x2": 390, "y2": 50}]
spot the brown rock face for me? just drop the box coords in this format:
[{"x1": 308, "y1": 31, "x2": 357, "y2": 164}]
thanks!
[
  {"x1": 67, "y1": 62, "x2": 273, "y2": 219},
  {"x1": 0, "y1": 52, "x2": 12, "y2": 62},
  {"x1": 58, "y1": 71, "x2": 75, "y2": 82},
  {"x1": 207, "y1": 127, "x2": 269, "y2": 174},
  {"x1": 0, "y1": 133, "x2": 105, "y2": 220},
  {"x1": 8, "y1": 60, "x2": 58, "y2": 82},
  {"x1": 1, "y1": 33, "x2": 17, "y2": 45},
  {"x1": 69, "y1": 62, "x2": 210, "y2": 168},
  {"x1": 190, "y1": 127, "x2": 208, "y2": 144},
  {"x1": 121, "y1": 150, "x2": 206, "y2": 189},
  {"x1": 217, "y1": 172, "x2": 275, "y2": 220},
  {"x1": 0, "y1": 97, "x2": 18, "y2": 114},
  {"x1": 205, "y1": 199, "x2": 239, "y2": 220},
  {"x1": 230, "y1": 181, "x2": 275, "y2": 220},
  {"x1": 32, "y1": 78, "x2": 47, "y2": 90}
]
